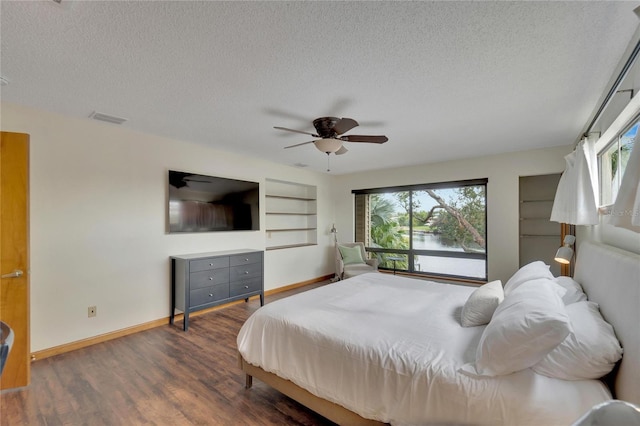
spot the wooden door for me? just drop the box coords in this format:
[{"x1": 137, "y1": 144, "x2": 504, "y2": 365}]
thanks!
[{"x1": 0, "y1": 132, "x2": 30, "y2": 390}]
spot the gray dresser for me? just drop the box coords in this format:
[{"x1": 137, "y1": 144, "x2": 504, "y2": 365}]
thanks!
[{"x1": 170, "y1": 249, "x2": 264, "y2": 331}]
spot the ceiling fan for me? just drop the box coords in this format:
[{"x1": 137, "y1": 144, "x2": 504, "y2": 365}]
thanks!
[{"x1": 274, "y1": 117, "x2": 388, "y2": 157}]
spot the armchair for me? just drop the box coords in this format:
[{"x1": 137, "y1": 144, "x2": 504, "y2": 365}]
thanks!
[{"x1": 335, "y1": 242, "x2": 379, "y2": 280}]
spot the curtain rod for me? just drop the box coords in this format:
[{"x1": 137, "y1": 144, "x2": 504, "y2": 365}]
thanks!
[{"x1": 584, "y1": 37, "x2": 640, "y2": 137}]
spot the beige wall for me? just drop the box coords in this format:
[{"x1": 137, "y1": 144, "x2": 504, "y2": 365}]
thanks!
[
  {"x1": 332, "y1": 145, "x2": 574, "y2": 283},
  {"x1": 2, "y1": 102, "x2": 336, "y2": 351}
]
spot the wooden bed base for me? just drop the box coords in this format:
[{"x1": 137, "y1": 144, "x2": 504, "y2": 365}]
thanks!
[{"x1": 239, "y1": 353, "x2": 387, "y2": 426}]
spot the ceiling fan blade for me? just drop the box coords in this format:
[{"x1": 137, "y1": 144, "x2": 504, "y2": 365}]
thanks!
[
  {"x1": 274, "y1": 126, "x2": 319, "y2": 137},
  {"x1": 284, "y1": 140, "x2": 315, "y2": 149},
  {"x1": 332, "y1": 118, "x2": 359, "y2": 135},
  {"x1": 340, "y1": 135, "x2": 388, "y2": 144},
  {"x1": 335, "y1": 146, "x2": 348, "y2": 155}
]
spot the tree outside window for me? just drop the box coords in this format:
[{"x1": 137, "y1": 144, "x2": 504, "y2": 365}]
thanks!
[
  {"x1": 600, "y1": 120, "x2": 638, "y2": 206},
  {"x1": 354, "y1": 179, "x2": 487, "y2": 281}
]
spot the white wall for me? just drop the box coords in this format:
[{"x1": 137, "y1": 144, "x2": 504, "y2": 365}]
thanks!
[
  {"x1": 2, "y1": 102, "x2": 336, "y2": 352},
  {"x1": 332, "y1": 145, "x2": 574, "y2": 284},
  {"x1": 2, "y1": 101, "x2": 581, "y2": 352}
]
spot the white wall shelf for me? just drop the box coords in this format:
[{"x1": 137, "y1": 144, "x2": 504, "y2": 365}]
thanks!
[
  {"x1": 519, "y1": 174, "x2": 562, "y2": 276},
  {"x1": 265, "y1": 179, "x2": 317, "y2": 250}
]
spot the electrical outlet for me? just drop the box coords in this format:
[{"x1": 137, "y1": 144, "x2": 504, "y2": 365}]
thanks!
[{"x1": 88, "y1": 306, "x2": 97, "y2": 318}]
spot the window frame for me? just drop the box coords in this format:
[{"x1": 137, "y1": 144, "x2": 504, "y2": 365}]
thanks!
[
  {"x1": 598, "y1": 114, "x2": 639, "y2": 207},
  {"x1": 352, "y1": 178, "x2": 488, "y2": 282}
]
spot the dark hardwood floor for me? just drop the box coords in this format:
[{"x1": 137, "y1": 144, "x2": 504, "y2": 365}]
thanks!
[{"x1": 1, "y1": 282, "x2": 336, "y2": 426}]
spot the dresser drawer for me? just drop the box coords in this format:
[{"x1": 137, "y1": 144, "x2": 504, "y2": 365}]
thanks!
[
  {"x1": 190, "y1": 284, "x2": 230, "y2": 307},
  {"x1": 229, "y1": 252, "x2": 262, "y2": 267},
  {"x1": 230, "y1": 278, "x2": 262, "y2": 297},
  {"x1": 190, "y1": 257, "x2": 229, "y2": 273},
  {"x1": 230, "y1": 262, "x2": 262, "y2": 281},
  {"x1": 190, "y1": 268, "x2": 229, "y2": 290}
]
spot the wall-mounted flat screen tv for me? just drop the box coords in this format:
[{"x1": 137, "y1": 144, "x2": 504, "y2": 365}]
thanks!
[{"x1": 168, "y1": 170, "x2": 259, "y2": 233}]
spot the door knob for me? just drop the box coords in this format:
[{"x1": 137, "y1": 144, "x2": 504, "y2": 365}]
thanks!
[{"x1": 1, "y1": 269, "x2": 23, "y2": 279}]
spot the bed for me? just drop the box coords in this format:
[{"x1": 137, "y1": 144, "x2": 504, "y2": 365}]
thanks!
[{"x1": 237, "y1": 241, "x2": 640, "y2": 425}]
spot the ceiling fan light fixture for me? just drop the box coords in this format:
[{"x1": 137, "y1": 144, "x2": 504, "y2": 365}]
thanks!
[{"x1": 314, "y1": 138, "x2": 343, "y2": 153}]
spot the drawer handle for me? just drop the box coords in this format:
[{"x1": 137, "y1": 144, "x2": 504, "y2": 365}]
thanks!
[
  {"x1": 244, "y1": 285, "x2": 249, "y2": 289},
  {"x1": 209, "y1": 293, "x2": 213, "y2": 297},
  {"x1": 245, "y1": 258, "x2": 249, "y2": 262},
  {"x1": 209, "y1": 277, "x2": 213, "y2": 280},
  {"x1": 244, "y1": 271, "x2": 249, "y2": 274},
  {"x1": 209, "y1": 263, "x2": 214, "y2": 266}
]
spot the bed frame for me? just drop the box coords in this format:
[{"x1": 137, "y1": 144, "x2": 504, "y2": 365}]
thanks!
[
  {"x1": 240, "y1": 241, "x2": 639, "y2": 423},
  {"x1": 239, "y1": 354, "x2": 386, "y2": 425}
]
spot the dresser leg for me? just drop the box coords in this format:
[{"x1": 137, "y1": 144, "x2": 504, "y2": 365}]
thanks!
[
  {"x1": 259, "y1": 293, "x2": 264, "y2": 306},
  {"x1": 245, "y1": 374, "x2": 253, "y2": 389}
]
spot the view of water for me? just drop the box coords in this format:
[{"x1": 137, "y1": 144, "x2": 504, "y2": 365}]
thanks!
[
  {"x1": 381, "y1": 232, "x2": 486, "y2": 279},
  {"x1": 412, "y1": 232, "x2": 464, "y2": 252}
]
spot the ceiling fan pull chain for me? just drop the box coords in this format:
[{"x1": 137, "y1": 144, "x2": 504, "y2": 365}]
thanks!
[{"x1": 327, "y1": 153, "x2": 331, "y2": 172}]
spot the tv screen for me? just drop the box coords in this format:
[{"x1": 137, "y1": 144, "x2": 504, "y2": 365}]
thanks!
[{"x1": 168, "y1": 170, "x2": 259, "y2": 233}]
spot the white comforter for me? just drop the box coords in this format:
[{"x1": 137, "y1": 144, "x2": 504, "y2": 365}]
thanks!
[{"x1": 237, "y1": 273, "x2": 610, "y2": 425}]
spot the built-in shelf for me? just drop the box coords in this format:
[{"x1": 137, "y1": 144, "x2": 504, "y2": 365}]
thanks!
[
  {"x1": 265, "y1": 179, "x2": 317, "y2": 250},
  {"x1": 266, "y1": 195, "x2": 316, "y2": 201},
  {"x1": 266, "y1": 243, "x2": 317, "y2": 251},
  {"x1": 519, "y1": 174, "x2": 562, "y2": 277},
  {"x1": 267, "y1": 227, "x2": 317, "y2": 232},
  {"x1": 266, "y1": 212, "x2": 316, "y2": 216}
]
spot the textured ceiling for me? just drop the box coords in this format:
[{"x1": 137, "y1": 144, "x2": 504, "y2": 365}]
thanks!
[{"x1": 1, "y1": 1, "x2": 639, "y2": 174}]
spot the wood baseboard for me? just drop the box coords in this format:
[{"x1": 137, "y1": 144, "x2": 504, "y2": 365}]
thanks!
[
  {"x1": 31, "y1": 274, "x2": 333, "y2": 361},
  {"x1": 265, "y1": 274, "x2": 333, "y2": 295}
]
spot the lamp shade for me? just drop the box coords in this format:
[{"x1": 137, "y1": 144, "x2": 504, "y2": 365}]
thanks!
[
  {"x1": 314, "y1": 138, "x2": 343, "y2": 153},
  {"x1": 555, "y1": 246, "x2": 574, "y2": 264}
]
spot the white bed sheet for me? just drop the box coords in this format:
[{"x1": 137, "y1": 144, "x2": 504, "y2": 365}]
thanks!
[{"x1": 237, "y1": 273, "x2": 611, "y2": 425}]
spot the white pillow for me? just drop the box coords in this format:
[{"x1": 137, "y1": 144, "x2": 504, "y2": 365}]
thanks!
[
  {"x1": 460, "y1": 280, "x2": 504, "y2": 327},
  {"x1": 554, "y1": 276, "x2": 587, "y2": 305},
  {"x1": 533, "y1": 301, "x2": 623, "y2": 380},
  {"x1": 462, "y1": 278, "x2": 571, "y2": 377},
  {"x1": 503, "y1": 261, "x2": 554, "y2": 295}
]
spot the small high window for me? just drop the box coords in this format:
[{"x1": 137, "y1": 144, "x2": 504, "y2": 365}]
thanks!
[{"x1": 599, "y1": 118, "x2": 638, "y2": 206}]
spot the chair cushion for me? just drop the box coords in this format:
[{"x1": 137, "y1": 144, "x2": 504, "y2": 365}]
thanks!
[
  {"x1": 339, "y1": 245, "x2": 365, "y2": 265},
  {"x1": 343, "y1": 264, "x2": 377, "y2": 279}
]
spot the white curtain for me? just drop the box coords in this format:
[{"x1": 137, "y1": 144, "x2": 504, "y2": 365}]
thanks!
[
  {"x1": 609, "y1": 135, "x2": 640, "y2": 232},
  {"x1": 550, "y1": 140, "x2": 599, "y2": 225}
]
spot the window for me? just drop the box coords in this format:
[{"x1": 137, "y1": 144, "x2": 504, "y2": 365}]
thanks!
[
  {"x1": 353, "y1": 179, "x2": 487, "y2": 281},
  {"x1": 599, "y1": 118, "x2": 638, "y2": 206}
]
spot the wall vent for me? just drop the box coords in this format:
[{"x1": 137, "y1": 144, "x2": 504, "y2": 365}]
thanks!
[{"x1": 88, "y1": 111, "x2": 128, "y2": 125}]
